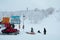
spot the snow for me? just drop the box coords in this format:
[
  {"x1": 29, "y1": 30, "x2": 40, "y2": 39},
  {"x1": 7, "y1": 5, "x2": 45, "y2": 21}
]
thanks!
[{"x1": 0, "y1": 10, "x2": 60, "y2": 40}]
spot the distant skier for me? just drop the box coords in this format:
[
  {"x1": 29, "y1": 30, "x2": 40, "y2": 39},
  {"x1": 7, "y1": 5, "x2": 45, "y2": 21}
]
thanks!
[
  {"x1": 11, "y1": 24, "x2": 15, "y2": 28},
  {"x1": 22, "y1": 25, "x2": 24, "y2": 29},
  {"x1": 26, "y1": 27, "x2": 35, "y2": 34},
  {"x1": 31, "y1": 27, "x2": 34, "y2": 32},
  {"x1": 38, "y1": 30, "x2": 41, "y2": 33},
  {"x1": 44, "y1": 28, "x2": 46, "y2": 35}
]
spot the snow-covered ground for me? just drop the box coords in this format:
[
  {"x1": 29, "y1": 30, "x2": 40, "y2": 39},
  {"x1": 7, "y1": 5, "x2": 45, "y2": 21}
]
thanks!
[{"x1": 0, "y1": 10, "x2": 60, "y2": 40}]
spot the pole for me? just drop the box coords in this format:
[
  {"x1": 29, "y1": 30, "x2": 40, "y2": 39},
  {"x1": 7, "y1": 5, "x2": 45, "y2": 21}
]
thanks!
[{"x1": 22, "y1": 14, "x2": 25, "y2": 29}]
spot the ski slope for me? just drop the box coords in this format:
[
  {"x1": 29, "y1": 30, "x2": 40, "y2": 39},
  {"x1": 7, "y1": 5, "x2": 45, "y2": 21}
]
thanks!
[{"x1": 0, "y1": 11, "x2": 60, "y2": 40}]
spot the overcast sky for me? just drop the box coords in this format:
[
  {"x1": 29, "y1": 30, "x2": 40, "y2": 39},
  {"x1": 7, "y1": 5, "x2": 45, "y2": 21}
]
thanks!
[{"x1": 0, "y1": 0, "x2": 60, "y2": 11}]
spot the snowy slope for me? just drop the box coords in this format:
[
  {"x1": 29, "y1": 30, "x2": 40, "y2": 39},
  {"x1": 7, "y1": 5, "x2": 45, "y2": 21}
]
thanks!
[{"x1": 0, "y1": 11, "x2": 60, "y2": 40}]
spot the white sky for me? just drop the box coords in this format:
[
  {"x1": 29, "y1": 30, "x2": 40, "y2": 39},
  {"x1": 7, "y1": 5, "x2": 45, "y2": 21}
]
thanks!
[{"x1": 0, "y1": 0, "x2": 60, "y2": 11}]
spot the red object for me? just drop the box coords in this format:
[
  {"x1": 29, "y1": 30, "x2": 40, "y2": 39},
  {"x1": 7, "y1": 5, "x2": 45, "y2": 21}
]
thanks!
[
  {"x1": 2, "y1": 23, "x2": 19, "y2": 33},
  {"x1": 26, "y1": 32, "x2": 35, "y2": 35}
]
